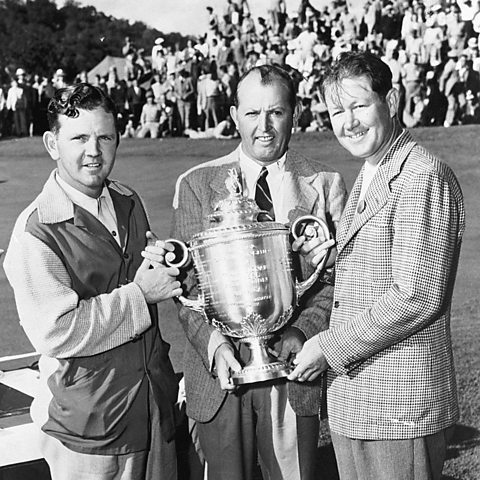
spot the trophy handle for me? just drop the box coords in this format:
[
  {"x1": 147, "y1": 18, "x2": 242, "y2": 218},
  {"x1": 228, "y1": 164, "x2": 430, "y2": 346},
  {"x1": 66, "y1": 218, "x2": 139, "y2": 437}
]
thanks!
[
  {"x1": 164, "y1": 238, "x2": 205, "y2": 312},
  {"x1": 164, "y1": 238, "x2": 191, "y2": 268},
  {"x1": 176, "y1": 293, "x2": 205, "y2": 313},
  {"x1": 291, "y1": 215, "x2": 332, "y2": 298}
]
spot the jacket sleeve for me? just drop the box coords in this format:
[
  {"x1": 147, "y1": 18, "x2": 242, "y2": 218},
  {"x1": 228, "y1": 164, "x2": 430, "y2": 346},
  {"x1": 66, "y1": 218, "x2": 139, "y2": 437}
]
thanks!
[
  {"x1": 318, "y1": 167, "x2": 464, "y2": 375},
  {"x1": 290, "y1": 171, "x2": 348, "y2": 340},
  {"x1": 3, "y1": 226, "x2": 151, "y2": 359}
]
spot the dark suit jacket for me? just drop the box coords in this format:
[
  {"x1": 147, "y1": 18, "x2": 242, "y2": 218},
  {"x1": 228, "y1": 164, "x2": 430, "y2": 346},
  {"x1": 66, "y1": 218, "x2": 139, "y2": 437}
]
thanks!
[{"x1": 170, "y1": 146, "x2": 347, "y2": 422}]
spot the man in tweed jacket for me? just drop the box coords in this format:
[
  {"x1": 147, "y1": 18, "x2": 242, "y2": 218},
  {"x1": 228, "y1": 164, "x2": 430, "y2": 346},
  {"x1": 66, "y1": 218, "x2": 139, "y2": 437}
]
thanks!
[
  {"x1": 170, "y1": 65, "x2": 347, "y2": 479},
  {"x1": 290, "y1": 52, "x2": 465, "y2": 480}
]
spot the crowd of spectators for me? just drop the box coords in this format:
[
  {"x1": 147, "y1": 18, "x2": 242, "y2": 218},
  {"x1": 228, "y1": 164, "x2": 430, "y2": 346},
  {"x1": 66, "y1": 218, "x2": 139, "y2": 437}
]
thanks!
[{"x1": 2, "y1": 0, "x2": 480, "y2": 140}]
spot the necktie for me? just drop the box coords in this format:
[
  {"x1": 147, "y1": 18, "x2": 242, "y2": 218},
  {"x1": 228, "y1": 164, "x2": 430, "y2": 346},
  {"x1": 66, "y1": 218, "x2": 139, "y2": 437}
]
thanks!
[{"x1": 255, "y1": 167, "x2": 275, "y2": 220}]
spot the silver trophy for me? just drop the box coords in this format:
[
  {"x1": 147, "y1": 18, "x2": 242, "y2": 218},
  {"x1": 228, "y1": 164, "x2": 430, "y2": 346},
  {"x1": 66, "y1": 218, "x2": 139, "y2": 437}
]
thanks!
[{"x1": 167, "y1": 169, "x2": 330, "y2": 384}]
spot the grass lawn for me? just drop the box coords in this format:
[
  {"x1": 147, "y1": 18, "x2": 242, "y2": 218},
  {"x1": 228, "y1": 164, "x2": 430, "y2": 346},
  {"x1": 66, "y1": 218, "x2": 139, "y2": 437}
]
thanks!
[{"x1": 0, "y1": 127, "x2": 479, "y2": 479}]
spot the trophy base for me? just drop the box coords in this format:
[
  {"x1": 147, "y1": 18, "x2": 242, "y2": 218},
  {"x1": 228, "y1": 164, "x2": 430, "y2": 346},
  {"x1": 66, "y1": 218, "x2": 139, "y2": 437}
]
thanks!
[{"x1": 231, "y1": 361, "x2": 292, "y2": 385}]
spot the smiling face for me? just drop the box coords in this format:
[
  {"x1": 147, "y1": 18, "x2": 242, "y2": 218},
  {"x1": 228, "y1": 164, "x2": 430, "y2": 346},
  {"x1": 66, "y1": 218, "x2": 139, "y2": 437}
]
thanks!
[
  {"x1": 230, "y1": 71, "x2": 294, "y2": 165},
  {"x1": 324, "y1": 75, "x2": 399, "y2": 165},
  {"x1": 43, "y1": 107, "x2": 118, "y2": 198}
]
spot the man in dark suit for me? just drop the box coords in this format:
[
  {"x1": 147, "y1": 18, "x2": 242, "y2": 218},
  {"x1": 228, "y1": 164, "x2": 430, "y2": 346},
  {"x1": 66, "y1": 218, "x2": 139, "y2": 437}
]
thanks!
[
  {"x1": 127, "y1": 78, "x2": 145, "y2": 129},
  {"x1": 290, "y1": 51, "x2": 465, "y2": 480},
  {"x1": 170, "y1": 65, "x2": 347, "y2": 480}
]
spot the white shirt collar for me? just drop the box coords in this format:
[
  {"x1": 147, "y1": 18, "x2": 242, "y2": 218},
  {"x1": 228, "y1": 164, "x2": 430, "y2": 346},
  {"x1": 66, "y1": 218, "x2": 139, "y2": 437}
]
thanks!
[
  {"x1": 238, "y1": 145, "x2": 287, "y2": 198},
  {"x1": 55, "y1": 172, "x2": 113, "y2": 219}
]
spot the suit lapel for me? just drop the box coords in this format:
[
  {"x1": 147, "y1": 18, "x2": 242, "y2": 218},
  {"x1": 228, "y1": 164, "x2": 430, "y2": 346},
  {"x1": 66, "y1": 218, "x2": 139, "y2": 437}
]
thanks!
[
  {"x1": 337, "y1": 131, "x2": 417, "y2": 254},
  {"x1": 283, "y1": 150, "x2": 319, "y2": 223},
  {"x1": 337, "y1": 167, "x2": 363, "y2": 251}
]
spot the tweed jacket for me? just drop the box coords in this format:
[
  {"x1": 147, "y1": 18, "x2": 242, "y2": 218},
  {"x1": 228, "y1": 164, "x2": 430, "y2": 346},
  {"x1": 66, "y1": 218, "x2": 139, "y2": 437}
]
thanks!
[
  {"x1": 318, "y1": 131, "x2": 465, "y2": 440},
  {"x1": 170, "y1": 146, "x2": 347, "y2": 422}
]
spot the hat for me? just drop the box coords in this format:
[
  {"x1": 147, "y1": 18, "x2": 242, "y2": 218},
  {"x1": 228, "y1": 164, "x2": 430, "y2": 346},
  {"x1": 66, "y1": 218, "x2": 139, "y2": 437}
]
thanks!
[
  {"x1": 146, "y1": 91, "x2": 153, "y2": 98},
  {"x1": 15, "y1": 68, "x2": 26, "y2": 76},
  {"x1": 430, "y1": 3, "x2": 442, "y2": 12},
  {"x1": 55, "y1": 68, "x2": 65, "y2": 77},
  {"x1": 468, "y1": 37, "x2": 478, "y2": 48},
  {"x1": 447, "y1": 49, "x2": 459, "y2": 58},
  {"x1": 155, "y1": 37, "x2": 164, "y2": 45}
]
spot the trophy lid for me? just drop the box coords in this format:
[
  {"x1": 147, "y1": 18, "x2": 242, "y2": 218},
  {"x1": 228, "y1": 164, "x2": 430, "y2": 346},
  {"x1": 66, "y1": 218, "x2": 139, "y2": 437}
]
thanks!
[
  {"x1": 192, "y1": 168, "x2": 288, "y2": 243},
  {"x1": 208, "y1": 168, "x2": 261, "y2": 226}
]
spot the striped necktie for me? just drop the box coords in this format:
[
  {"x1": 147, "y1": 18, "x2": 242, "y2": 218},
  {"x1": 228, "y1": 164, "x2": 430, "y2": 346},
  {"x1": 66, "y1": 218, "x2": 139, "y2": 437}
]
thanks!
[{"x1": 255, "y1": 166, "x2": 275, "y2": 220}]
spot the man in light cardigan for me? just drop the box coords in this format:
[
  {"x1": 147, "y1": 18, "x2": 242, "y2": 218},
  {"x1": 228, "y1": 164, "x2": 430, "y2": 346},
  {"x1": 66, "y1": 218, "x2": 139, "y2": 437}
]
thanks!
[{"x1": 4, "y1": 83, "x2": 182, "y2": 480}]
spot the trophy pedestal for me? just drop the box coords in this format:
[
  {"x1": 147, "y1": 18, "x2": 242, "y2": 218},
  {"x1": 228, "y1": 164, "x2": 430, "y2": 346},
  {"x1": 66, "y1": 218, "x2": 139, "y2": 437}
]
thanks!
[{"x1": 231, "y1": 335, "x2": 292, "y2": 385}]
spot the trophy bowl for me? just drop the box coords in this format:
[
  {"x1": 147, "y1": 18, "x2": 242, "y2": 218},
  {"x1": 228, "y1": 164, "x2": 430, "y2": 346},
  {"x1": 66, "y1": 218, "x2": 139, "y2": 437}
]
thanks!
[{"x1": 167, "y1": 169, "x2": 330, "y2": 384}]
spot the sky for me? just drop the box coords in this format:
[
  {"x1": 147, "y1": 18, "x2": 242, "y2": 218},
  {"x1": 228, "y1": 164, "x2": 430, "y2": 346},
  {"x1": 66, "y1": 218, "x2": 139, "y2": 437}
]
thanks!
[{"x1": 54, "y1": 0, "x2": 331, "y2": 36}]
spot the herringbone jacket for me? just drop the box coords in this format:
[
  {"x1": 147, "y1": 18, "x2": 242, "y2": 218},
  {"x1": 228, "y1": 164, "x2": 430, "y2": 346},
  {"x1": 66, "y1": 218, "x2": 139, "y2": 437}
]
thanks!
[
  {"x1": 170, "y1": 146, "x2": 347, "y2": 422},
  {"x1": 318, "y1": 131, "x2": 466, "y2": 439}
]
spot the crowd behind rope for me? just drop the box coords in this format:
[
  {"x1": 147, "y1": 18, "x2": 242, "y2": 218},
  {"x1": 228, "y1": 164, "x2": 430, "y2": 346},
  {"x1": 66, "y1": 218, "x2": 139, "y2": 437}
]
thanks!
[{"x1": 2, "y1": 0, "x2": 480, "y2": 140}]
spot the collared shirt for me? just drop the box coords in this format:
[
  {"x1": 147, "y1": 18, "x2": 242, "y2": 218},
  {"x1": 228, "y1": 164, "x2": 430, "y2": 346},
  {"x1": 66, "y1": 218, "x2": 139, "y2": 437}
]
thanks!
[
  {"x1": 55, "y1": 173, "x2": 121, "y2": 247},
  {"x1": 238, "y1": 145, "x2": 288, "y2": 223},
  {"x1": 358, "y1": 161, "x2": 380, "y2": 205}
]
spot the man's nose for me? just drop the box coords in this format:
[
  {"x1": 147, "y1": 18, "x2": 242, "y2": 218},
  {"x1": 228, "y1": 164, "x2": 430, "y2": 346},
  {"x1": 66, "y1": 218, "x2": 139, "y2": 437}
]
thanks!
[
  {"x1": 85, "y1": 137, "x2": 101, "y2": 156},
  {"x1": 344, "y1": 110, "x2": 359, "y2": 130},
  {"x1": 257, "y1": 111, "x2": 270, "y2": 131}
]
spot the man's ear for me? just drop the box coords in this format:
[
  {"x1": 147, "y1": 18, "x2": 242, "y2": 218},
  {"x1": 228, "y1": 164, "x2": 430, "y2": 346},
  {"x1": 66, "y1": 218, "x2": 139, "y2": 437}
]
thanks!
[
  {"x1": 43, "y1": 131, "x2": 60, "y2": 161},
  {"x1": 386, "y1": 88, "x2": 400, "y2": 118},
  {"x1": 230, "y1": 105, "x2": 239, "y2": 129}
]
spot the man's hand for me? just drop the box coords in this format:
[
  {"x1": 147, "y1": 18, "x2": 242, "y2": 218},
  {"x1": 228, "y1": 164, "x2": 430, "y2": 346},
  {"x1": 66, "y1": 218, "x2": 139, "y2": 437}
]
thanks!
[
  {"x1": 270, "y1": 326, "x2": 306, "y2": 364},
  {"x1": 214, "y1": 343, "x2": 242, "y2": 392},
  {"x1": 133, "y1": 258, "x2": 182, "y2": 304},
  {"x1": 143, "y1": 231, "x2": 177, "y2": 266},
  {"x1": 292, "y1": 235, "x2": 336, "y2": 269},
  {"x1": 287, "y1": 336, "x2": 329, "y2": 382}
]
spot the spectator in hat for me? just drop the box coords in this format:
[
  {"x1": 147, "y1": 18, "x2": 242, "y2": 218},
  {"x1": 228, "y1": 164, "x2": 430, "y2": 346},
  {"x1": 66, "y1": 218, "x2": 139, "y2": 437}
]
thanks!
[
  {"x1": 151, "y1": 38, "x2": 167, "y2": 74},
  {"x1": 53, "y1": 69, "x2": 67, "y2": 89},
  {"x1": 6, "y1": 69, "x2": 30, "y2": 137}
]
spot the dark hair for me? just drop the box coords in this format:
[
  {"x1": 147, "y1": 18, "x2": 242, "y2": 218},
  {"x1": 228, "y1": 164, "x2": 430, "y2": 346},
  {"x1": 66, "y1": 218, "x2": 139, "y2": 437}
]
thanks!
[
  {"x1": 233, "y1": 64, "x2": 297, "y2": 110},
  {"x1": 319, "y1": 51, "x2": 393, "y2": 101},
  {"x1": 47, "y1": 83, "x2": 118, "y2": 133}
]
